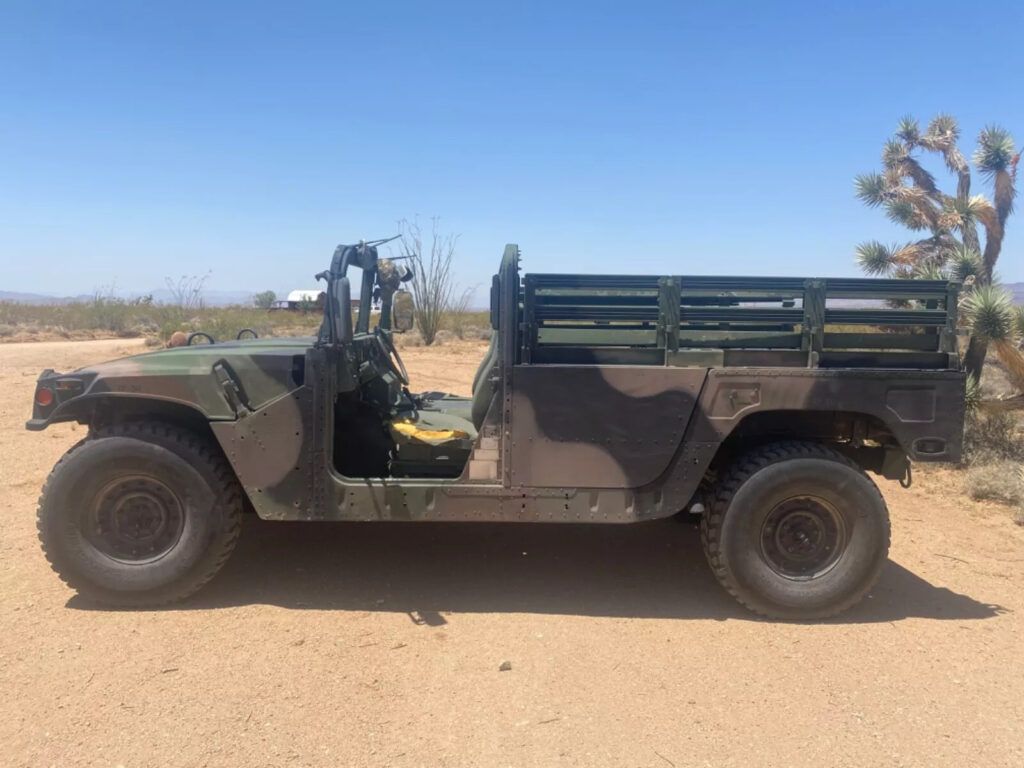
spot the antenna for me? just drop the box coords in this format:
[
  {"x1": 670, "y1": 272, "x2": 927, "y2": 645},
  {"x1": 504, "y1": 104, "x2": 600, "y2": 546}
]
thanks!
[{"x1": 363, "y1": 234, "x2": 401, "y2": 247}]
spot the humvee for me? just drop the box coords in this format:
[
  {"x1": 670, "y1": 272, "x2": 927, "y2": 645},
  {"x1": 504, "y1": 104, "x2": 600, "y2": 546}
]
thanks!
[{"x1": 28, "y1": 243, "x2": 966, "y2": 618}]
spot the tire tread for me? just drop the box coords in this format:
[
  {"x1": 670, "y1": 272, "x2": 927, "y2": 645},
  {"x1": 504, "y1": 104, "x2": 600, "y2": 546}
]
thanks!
[
  {"x1": 36, "y1": 421, "x2": 243, "y2": 606},
  {"x1": 700, "y1": 440, "x2": 891, "y2": 619}
]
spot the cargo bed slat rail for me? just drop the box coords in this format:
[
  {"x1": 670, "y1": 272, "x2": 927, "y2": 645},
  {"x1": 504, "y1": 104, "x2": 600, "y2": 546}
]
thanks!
[{"x1": 520, "y1": 274, "x2": 960, "y2": 370}]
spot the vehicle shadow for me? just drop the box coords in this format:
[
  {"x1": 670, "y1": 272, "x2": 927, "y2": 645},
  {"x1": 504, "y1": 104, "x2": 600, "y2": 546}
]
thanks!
[{"x1": 70, "y1": 516, "x2": 1006, "y2": 623}]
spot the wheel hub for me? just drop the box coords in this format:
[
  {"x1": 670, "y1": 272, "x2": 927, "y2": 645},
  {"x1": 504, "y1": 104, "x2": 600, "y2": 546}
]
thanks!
[
  {"x1": 760, "y1": 497, "x2": 845, "y2": 579},
  {"x1": 85, "y1": 476, "x2": 185, "y2": 563}
]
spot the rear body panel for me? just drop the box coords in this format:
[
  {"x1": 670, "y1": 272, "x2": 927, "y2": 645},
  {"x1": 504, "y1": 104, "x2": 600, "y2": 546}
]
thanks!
[{"x1": 690, "y1": 368, "x2": 965, "y2": 463}]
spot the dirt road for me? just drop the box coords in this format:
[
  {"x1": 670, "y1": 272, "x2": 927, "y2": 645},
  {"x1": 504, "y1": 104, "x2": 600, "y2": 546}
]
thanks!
[{"x1": 2, "y1": 339, "x2": 1022, "y2": 767}]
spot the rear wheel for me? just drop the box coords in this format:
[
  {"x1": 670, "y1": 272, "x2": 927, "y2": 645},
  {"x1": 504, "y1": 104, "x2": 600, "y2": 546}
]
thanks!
[
  {"x1": 701, "y1": 441, "x2": 890, "y2": 619},
  {"x1": 37, "y1": 422, "x2": 242, "y2": 606}
]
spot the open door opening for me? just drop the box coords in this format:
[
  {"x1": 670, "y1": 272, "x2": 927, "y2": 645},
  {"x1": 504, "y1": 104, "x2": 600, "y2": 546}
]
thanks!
[{"x1": 326, "y1": 242, "x2": 512, "y2": 482}]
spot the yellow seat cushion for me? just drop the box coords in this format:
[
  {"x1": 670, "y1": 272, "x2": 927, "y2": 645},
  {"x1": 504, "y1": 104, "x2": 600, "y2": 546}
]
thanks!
[
  {"x1": 389, "y1": 409, "x2": 477, "y2": 446},
  {"x1": 391, "y1": 418, "x2": 471, "y2": 444}
]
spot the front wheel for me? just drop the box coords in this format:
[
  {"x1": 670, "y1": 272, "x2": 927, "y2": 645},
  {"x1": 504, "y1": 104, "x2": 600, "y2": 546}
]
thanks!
[
  {"x1": 37, "y1": 422, "x2": 243, "y2": 606},
  {"x1": 701, "y1": 441, "x2": 890, "y2": 620}
]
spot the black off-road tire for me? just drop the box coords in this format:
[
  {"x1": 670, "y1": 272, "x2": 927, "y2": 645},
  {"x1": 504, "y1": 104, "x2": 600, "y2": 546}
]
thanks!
[
  {"x1": 701, "y1": 441, "x2": 890, "y2": 620},
  {"x1": 37, "y1": 421, "x2": 243, "y2": 607}
]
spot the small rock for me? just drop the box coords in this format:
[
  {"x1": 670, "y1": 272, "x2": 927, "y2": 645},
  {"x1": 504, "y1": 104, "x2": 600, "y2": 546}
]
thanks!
[{"x1": 498, "y1": 661, "x2": 512, "y2": 672}]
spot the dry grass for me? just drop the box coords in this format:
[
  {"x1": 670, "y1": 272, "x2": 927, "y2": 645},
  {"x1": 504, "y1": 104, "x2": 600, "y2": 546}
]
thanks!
[
  {"x1": 440, "y1": 310, "x2": 491, "y2": 339},
  {"x1": 961, "y1": 402, "x2": 1024, "y2": 526},
  {"x1": 991, "y1": 338, "x2": 1024, "y2": 393},
  {"x1": 965, "y1": 461, "x2": 1024, "y2": 504},
  {"x1": 963, "y1": 409, "x2": 1024, "y2": 464},
  {"x1": 0, "y1": 300, "x2": 323, "y2": 343},
  {"x1": 0, "y1": 300, "x2": 491, "y2": 346},
  {"x1": 979, "y1": 358, "x2": 1016, "y2": 400}
]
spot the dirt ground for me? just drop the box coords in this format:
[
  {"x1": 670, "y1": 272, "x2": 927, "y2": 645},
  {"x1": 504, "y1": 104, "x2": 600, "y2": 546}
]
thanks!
[{"x1": 1, "y1": 338, "x2": 1022, "y2": 767}]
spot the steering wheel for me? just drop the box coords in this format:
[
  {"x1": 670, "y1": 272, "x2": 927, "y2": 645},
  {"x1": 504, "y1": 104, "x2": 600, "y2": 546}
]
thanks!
[
  {"x1": 187, "y1": 331, "x2": 216, "y2": 345},
  {"x1": 374, "y1": 329, "x2": 409, "y2": 386},
  {"x1": 236, "y1": 328, "x2": 258, "y2": 340}
]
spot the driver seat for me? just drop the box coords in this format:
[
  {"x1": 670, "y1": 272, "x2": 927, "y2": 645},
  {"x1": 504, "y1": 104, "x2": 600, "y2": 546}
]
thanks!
[
  {"x1": 417, "y1": 335, "x2": 497, "y2": 430},
  {"x1": 388, "y1": 336, "x2": 498, "y2": 478}
]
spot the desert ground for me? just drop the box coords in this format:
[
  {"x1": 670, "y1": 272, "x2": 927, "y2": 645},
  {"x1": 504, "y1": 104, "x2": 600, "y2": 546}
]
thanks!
[{"x1": 1, "y1": 338, "x2": 1023, "y2": 767}]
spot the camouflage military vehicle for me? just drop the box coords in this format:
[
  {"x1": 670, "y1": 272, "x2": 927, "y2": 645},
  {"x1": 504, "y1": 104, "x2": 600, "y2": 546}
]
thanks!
[{"x1": 28, "y1": 243, "x2": 966, "y2": 618}]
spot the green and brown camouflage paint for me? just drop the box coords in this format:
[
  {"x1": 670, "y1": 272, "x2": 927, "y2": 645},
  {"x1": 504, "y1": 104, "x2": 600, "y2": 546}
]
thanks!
[{"x1": 27, "y1": 244, "x2": 966, "y2": 524}]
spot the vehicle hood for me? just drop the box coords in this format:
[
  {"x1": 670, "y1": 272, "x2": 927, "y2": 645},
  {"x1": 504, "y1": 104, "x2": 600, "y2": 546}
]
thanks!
[{"x1": 30, "y1": 336, "x2": 315, "y2": 428}]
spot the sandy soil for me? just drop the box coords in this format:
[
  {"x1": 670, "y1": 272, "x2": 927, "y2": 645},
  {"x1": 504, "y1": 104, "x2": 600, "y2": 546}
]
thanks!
[{"x1": 2, "y1": 338, "x2": 1023, "y2": 767}]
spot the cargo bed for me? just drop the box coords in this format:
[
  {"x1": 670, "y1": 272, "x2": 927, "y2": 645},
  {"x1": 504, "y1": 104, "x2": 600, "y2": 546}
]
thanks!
[{"x1": 519, "y1": 274, "x2": 960, "y2": 370}]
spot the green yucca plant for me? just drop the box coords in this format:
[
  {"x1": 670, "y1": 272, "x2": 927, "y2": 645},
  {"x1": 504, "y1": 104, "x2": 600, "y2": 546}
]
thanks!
[
  {"x1": 974, "y1": 126, "x2": 1017, "y2": 178},
  {"x1": 963, "y1": 284, "x2": 1014, "y2": 340},
  {"x1": 948, "y1": 244, "x2": 983, "y2": 281},
  {"x1": 912, "y1": 262, "x2": 949, "y2": 281},
  {"x1": 962, "y1": 285, "x2": 1024, "y2": 390},
  {"x1": 964, "y1": 375, "x2": 982, "y2": 414}
]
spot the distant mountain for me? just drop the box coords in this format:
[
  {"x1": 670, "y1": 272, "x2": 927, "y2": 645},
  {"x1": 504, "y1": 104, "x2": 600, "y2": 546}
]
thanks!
[
  {"x1": 1005, "y1": 283, "x2": 1024, "y2": 304},
  {"x1": 145, "y1": 288, "x2": 263, "y2": 307},
  {"x1": 0, "y1": 289, "x2": 267, "y2": 307},
  {"x1": 0, "y1": 291, "x2": 92, "y2": 304}
]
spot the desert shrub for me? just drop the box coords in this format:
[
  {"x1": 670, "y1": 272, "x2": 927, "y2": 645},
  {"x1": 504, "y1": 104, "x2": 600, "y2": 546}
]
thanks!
[
  {"x1": 441, "y1": 310, "x2": 489, "y2": 334},
  {"x1": 131, "y1": 322, "x2": 160, "y2": 336},
  {"x1": 966, "y1": 460, "x2": 1024, "y2": 504},
  {"x1": 979, "y1": 360, "x2": 1016, "y2": 400},
  {"x1": 83, "y1": 297, "x2": 130, "y2": 333},
  {"x1": 1015, "y1": 470, "x2": 1024, "y2": 526},
  {"x1": 153, "y1": 306, "x2": 319, "y2": 343},
  {"x1": 253, "y1": 290, "x2": 276, "y2": 309},
  {"x1": 0, "y1": 298, "x2": 324, "y2": 343},
  {"x1": 198, "y1": 309, "x2": 275, "y2": 343},
  {"x1": 446, "y1": 290, "x2": 477, "y2": 339},
  {"x1": 396, "y1": 331, "x2": 424, "y2": 347},
  {"x1": 0, "y1": 297, "x2": 491, "y2": 344},
  {"x1": 963, "y1": 410, "x2": 1024, "y2": 464},
  {"x1": 457, "y1": 324, "x2": 493, "y2": 340},
  {"x1": 165, "y1": 273, "x2": 210, "y2": 310}
]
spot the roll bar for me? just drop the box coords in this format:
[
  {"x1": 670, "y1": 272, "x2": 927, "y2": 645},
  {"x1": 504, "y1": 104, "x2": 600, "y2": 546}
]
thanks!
[
  {"x1": 316, "y1": 237, "x2": 411, "y2": 345},
  {"x1": 316, "y1": 243, "x2": 373, "y2": 346}
]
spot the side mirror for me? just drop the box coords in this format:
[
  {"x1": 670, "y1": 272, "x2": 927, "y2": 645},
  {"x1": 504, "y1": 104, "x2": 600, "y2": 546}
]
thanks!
[{"x1": 393, "y1": 290, "x2": 415, "y2": 333}]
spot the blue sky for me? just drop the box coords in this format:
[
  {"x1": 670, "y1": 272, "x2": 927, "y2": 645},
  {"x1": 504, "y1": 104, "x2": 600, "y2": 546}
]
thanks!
[{"x1": 1, "y1": 1, "x2": 1022, "y2": 303}]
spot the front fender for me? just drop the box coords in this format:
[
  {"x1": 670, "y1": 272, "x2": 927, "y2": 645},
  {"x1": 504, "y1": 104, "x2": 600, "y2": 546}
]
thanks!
[
  {"x1": 26, "y1": 344, "x2": 309, "y2": 431},
  {"x1": 27, "y1": 364, "x2": 237, "y2": 430}
]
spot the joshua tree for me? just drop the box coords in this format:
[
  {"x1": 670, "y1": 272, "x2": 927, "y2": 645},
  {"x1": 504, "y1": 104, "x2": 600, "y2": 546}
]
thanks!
[{"x1": 854, "y1": 115, "x2": 1019, "y2": 377}]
